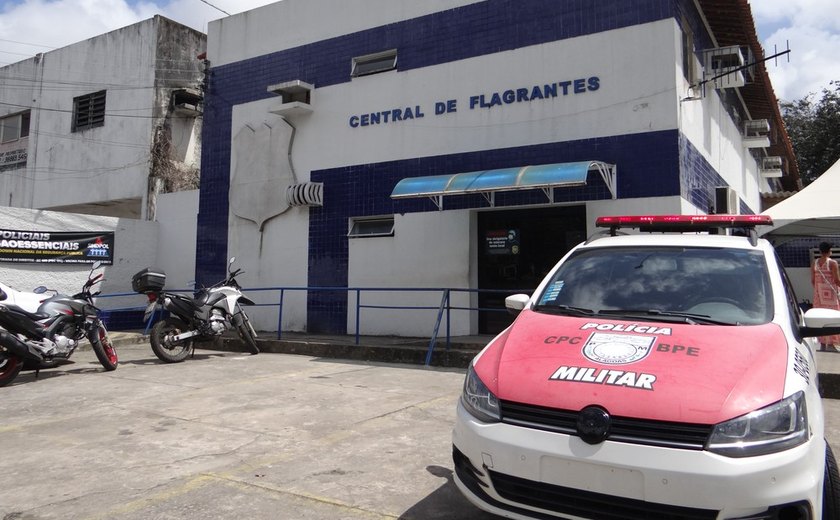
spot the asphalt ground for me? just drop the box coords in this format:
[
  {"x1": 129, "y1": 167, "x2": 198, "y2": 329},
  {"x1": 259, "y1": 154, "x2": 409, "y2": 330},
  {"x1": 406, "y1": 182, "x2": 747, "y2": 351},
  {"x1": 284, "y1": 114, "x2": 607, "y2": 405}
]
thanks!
[
  {"x1": 2, "y1": 337, "x2": 840, "y2": 520},
  {"x1": 0, "y1": 341, "x2": 493, "y2": 520}
]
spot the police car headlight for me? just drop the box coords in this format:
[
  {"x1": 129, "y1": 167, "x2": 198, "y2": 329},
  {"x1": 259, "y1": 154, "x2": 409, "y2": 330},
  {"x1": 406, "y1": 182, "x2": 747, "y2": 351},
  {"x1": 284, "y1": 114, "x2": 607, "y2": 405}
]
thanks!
[
  {"x1": 707, "y1": 391, "x2": 808, "y2": 458},
  {"x1": 461, "y1": 364, "x2": 501, "y2": 423}
]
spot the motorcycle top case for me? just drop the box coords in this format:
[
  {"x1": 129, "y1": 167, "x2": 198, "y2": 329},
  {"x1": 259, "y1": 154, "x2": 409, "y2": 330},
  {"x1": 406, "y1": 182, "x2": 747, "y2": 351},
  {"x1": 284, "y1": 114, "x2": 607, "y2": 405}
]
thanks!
[{"x1": 132, "y1": 267, "x2": 166, "y2": 293}]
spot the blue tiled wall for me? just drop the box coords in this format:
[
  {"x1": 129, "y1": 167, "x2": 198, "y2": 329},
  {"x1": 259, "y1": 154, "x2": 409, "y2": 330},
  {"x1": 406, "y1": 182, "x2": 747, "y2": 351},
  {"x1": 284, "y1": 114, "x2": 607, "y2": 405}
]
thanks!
[
  {"x1": 776, "y1": 238, "x2": 822, "y2": 268},
  {"x1": 198, "y1": 0, "x2": 717, "y2": 332},
  {"x1": 679, "y1": 136, "x2": 757, "y2": 216}
]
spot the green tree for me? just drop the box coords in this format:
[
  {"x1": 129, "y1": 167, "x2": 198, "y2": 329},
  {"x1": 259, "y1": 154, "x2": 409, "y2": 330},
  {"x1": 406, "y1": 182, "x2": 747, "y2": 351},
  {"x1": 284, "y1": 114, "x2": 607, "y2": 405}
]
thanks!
[{"x1": 781, "y1": 81, "x2": 840, "y2": 185}]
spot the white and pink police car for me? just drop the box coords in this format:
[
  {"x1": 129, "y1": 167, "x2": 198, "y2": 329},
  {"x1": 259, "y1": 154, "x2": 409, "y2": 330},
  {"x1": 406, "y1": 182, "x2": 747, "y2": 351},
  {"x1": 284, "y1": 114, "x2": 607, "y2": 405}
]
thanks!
[{"x1": 453, "y1": 215, "x2": 840, "y2": 520}]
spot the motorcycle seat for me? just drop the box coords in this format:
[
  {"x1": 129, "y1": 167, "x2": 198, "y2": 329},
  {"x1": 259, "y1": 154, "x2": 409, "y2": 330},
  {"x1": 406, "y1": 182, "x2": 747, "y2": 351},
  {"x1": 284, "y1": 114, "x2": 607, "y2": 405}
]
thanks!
[{"x1": 0, "y1": 303, "x2": 50, "y2": 321}]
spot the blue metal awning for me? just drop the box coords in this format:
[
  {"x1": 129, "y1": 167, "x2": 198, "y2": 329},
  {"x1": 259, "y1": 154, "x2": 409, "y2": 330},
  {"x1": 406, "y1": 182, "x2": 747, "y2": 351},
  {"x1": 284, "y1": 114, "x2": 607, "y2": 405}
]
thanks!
[{"x1": 390, "y1": 161, "x2": 616, "y2": 210}]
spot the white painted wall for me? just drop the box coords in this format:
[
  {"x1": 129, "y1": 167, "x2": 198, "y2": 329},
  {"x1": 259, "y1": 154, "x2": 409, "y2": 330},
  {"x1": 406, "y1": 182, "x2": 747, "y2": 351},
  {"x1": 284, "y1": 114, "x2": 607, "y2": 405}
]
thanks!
[
  {"x1": 171, "y1": 116, "x2": 202, "y2": 167},
  {"x1": 0, "y1": 17, "x2": 205, "y2": 220},
  {"x1": 347, "y1": 210, "x2": 474, "y2": 336},
  {"x1": 208, "y1": 0, "x2": 486, "y2": 67},
  {"x1": 586, "y1": 197, "x2": 687, "y2": 237},
  {"x1": 676, "y1": 45, "x2": 767, "y2": 214},
  {"x1": 0, "y1": 207, "x2": 157, "y2": 313},
  {"x1": 788, "y1": 268, "x2": 814, "y2": 305},
  {"x1": 21, "y1": 24, "x2": 157, "y2": 213},
  {"x1": 154, "y1": 190, "x2": 198, "y2": 290}
]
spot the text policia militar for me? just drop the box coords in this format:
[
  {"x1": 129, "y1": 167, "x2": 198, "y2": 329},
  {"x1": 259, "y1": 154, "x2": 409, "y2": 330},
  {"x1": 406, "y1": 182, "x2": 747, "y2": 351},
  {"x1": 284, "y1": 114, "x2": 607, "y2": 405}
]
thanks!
[{"x1": 348, "y1": 76, "x2": 601, "y2": 128}]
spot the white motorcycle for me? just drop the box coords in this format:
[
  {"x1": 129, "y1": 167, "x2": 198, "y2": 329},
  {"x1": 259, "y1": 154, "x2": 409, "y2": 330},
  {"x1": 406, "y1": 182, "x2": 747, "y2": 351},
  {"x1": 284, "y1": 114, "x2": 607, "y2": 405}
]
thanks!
[{"x1": 135, "y1": 257, "x2": 259, "y2": 363}]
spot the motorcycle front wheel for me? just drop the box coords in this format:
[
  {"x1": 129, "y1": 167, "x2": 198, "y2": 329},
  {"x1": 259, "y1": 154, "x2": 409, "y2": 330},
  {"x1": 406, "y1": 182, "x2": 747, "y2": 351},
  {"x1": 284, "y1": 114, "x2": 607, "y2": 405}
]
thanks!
[
  {"x1": 0, "y1": 351, "x2": 23, "y2": 387},
  {"x1": 150, "y1": 318, "x2": 192, "y2": 363},
  {"x1": 237, "y1": 323, "x2": 259, "y2": 355},
  {"x1": 233, "y1": 311, "x2": 259, "y2": 355},
  {"x1": 90, "y1": 324, "x2": 118, "y2": 371}
]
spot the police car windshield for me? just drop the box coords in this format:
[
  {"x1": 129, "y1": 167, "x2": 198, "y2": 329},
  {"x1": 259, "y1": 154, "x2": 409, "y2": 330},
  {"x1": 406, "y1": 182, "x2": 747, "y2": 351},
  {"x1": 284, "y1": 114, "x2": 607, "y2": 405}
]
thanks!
[{"x1": 536, "y1": 246, "x2": 773, "y2": 325}]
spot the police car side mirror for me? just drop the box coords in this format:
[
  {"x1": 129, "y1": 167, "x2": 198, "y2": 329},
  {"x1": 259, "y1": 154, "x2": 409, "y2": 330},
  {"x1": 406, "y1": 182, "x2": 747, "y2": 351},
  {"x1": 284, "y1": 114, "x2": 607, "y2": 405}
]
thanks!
[
  {"x1": 505, "y1": 294, "x2": 530, "y2": 316},
  {"x1": 801, "y1": 308, "x2": 840, "y2": 338}
]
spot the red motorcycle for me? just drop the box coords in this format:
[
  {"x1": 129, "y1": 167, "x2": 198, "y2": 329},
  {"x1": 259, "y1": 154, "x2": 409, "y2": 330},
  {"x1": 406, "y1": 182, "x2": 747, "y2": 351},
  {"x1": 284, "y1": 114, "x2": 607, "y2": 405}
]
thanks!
[{"x1": 0, "y1": 261, "x2": 118, "y2": 387}]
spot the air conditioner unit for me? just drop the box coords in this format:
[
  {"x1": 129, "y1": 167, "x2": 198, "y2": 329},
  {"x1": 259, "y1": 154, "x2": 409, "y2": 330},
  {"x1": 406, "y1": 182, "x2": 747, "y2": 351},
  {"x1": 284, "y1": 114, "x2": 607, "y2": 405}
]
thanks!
[
  {"x1": 267, "y1": 80, "x2": 314, "y2": 117},
  {"x1": 703, "y1": 46, "x2": 746, "y2": 89},
  {"x1": 170, "y1": 88, "x2": 203, "y2": 117},
  {"x1": 743, "y1": 119, "x2": 770, "y2": 148},
  {"x1": 760, "y1": 156, "x2": 784, "y2": 178},
  {"x1": 714, "y1": 186, "x2": 739, "y2": 214}
]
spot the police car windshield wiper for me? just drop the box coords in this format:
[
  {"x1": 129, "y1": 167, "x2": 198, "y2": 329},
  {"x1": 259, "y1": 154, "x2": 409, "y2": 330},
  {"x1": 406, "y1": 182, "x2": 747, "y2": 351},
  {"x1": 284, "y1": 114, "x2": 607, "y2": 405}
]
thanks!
[
  {"x1": 597, "y1": 309, "x2": 736, "y2": 325},
  {"x1": 533, "y1": 304, "x2": 597, "y2": 316}
]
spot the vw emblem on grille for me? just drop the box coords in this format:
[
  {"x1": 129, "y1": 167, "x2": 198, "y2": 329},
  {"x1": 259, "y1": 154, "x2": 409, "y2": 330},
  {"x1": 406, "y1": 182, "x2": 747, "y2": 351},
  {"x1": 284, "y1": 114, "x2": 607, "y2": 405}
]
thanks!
[{"x1": 577, "y1": 406, "x2": 611, "y2": 445}]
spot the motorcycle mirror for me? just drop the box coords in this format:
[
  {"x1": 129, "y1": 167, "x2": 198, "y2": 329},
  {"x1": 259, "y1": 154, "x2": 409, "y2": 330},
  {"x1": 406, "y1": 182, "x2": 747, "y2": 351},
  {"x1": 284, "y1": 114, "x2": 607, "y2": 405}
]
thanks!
[
  {"x1": 33, "y1": 286, "x2": 48, "y2": 294},
  {"x1": 92, "y1": 261, "x2": 102, "y2": 270},
  {"x1": 229, "y1": 257, "x2": 236, "y2": 265}
]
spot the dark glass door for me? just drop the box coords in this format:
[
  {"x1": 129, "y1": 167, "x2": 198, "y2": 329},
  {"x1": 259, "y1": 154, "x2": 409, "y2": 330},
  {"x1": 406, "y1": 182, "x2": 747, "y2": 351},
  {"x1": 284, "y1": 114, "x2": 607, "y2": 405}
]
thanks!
[{"x1": 477, "y1": 206, "x2": 586, "y2": 334}]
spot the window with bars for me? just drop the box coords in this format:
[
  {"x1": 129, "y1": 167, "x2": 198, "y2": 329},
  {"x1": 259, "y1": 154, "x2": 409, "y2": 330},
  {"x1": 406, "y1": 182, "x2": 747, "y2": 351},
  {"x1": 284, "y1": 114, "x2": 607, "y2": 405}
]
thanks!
[{"x1": 72, "y1": 90, "x2": 106, "y2": 132}]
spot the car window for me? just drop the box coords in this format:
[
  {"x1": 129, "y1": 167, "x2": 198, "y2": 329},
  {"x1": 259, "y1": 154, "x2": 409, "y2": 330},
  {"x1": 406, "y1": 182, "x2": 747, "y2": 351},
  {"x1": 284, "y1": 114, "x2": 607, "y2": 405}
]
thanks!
[
  {"x1": 774, "y1": 250, "x2": 804, "y2": 336},
  {"x1": 537, "y1": 246, "x2": 773, "y2": 325}
]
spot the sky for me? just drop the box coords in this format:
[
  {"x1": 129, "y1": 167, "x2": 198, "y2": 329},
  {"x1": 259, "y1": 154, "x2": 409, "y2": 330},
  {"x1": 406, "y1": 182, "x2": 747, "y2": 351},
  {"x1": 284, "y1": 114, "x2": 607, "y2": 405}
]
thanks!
[{"x1": 0, "y1": 0, "x2": 838, "y2": 102}]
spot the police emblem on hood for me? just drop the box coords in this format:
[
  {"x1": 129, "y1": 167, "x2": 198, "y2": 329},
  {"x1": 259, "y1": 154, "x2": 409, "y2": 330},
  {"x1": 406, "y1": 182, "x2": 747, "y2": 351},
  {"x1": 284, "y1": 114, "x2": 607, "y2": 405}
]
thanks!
[{"x1": 582, "y1": 332, "x2": 655, "y2": 365}]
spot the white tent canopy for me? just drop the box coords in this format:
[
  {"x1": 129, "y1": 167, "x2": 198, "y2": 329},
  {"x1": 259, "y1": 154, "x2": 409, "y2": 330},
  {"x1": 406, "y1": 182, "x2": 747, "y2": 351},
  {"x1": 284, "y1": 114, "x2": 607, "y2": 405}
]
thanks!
[{"x1": 763, "y1": 158, "x2": 840, "y2": 238}]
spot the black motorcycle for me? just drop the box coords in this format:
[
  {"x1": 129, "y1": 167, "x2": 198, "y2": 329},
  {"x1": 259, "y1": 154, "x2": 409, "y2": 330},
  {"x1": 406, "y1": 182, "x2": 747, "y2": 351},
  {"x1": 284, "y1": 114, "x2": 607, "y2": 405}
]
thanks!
[
  {"x1": 0, "y1": 261, "x2": 118, "y2": 387},
  {"x1": 137, "y1": 257, "x2": 259, "y2": 363}
]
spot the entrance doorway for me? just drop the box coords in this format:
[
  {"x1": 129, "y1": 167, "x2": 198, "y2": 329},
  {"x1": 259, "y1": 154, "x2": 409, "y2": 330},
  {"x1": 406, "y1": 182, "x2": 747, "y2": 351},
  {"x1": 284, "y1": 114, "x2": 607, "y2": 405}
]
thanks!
[{"x1": 477, "y1": 206, "x2": 586, "y2": 334}]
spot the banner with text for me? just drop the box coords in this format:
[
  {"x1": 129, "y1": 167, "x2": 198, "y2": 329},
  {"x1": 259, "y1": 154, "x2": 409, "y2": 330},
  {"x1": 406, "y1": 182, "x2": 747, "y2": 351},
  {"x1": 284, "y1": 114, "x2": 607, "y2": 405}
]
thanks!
[{"x1": 0, "y1": 229, "x2": 114, "y2": 264}]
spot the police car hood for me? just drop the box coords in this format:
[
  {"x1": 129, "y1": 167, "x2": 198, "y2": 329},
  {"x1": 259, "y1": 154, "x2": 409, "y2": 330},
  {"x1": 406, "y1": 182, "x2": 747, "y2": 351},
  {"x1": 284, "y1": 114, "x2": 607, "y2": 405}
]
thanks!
[{"x1": 474, "y1": 310, "x2": 790, "y2": 425}]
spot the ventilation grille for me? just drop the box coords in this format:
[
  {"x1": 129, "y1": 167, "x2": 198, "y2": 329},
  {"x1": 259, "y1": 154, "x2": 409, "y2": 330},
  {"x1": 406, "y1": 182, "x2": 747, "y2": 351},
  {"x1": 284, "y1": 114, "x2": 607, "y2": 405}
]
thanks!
[{"x1": 286, "y1": 182, "x2": 323, "y2": 207}]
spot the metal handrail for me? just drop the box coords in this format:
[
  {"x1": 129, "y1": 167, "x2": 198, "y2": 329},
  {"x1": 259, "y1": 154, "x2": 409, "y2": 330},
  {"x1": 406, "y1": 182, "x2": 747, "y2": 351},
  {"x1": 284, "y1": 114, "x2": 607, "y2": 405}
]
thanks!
[{"x1": 95, "y1": 285, "x2": 534, "y2": 365}]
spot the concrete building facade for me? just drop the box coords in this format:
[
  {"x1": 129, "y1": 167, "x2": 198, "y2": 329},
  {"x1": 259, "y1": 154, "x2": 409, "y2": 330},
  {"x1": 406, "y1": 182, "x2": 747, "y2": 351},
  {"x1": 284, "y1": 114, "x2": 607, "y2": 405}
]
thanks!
[
  {"x1": 0, "y1": 16, "x2": 206, "y2": 220},
  {"x1": 196, "y1": 0, "x2": 797, "y2": 337}
]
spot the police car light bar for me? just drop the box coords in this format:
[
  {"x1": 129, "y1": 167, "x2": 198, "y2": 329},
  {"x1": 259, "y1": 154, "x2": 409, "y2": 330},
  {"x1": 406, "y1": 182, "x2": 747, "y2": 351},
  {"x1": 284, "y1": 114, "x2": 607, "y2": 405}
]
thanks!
[
  {"x1": 596, "y1": 215, "x2": 773, "y2": 243},
  {"x1": 595, "y1": 214, "x2": 773, "y2": 230}
]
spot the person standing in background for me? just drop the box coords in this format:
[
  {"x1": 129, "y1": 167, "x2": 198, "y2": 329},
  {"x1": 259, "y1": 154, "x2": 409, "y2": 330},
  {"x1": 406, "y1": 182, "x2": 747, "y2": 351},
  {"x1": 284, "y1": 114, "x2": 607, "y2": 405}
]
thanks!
[{"x1": 811, "y1": 241, "x2": 840, "y2": 352}]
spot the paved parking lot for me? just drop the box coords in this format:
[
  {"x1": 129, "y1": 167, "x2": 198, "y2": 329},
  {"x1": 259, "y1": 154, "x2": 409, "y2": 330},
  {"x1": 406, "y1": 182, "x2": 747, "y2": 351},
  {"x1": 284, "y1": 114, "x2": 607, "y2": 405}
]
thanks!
[
  {"x1": 0, "y1": 342, "x2": 494, "y2": 520},
  {"x1": 3, "y1": 341, "x2": 840, "y2": 520}
]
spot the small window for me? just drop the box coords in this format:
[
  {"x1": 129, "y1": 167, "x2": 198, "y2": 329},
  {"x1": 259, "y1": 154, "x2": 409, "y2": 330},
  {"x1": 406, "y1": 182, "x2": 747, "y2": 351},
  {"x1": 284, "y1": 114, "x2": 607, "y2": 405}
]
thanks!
[
  {"x1": 73, "y1": 90, "x2": 106, "y2": 132},
  {"x1": 20, "y1": 111, "x2": 30, "y2": 138},
  {"x1": 348, "y1": 216, "x2": 395, "y2": 238},
  {"x1": 0, "y1": 111, "x2": 29, "y2": 143},
  {"x1": 351, "y1": 49, "x2": 397, "y2": 78},
  {"x1": 681, "y1": 17, "x2": 696, "y2": 85}
]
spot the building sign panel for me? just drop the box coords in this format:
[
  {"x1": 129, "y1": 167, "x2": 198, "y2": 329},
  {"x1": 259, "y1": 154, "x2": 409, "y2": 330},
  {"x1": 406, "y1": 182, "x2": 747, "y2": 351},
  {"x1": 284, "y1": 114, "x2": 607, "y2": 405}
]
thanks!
[
  {"x1": 485, "y1": 229, "x2": 520, "y2": 255},
  {"x1": 0, "y1": 229, "x2": 115, "y2": 264},
  {"x1": 0, "y1": 148, "x2": 27, "y2": 167}
]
